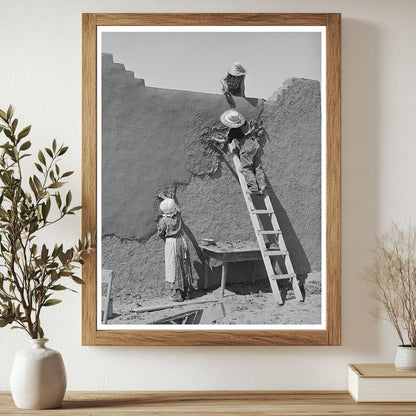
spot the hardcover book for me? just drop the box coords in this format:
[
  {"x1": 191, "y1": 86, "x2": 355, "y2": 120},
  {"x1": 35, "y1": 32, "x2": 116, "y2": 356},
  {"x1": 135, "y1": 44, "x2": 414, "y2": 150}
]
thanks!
[{"x1": 348, "y1": 364, "x2": 416, "y2": 402}]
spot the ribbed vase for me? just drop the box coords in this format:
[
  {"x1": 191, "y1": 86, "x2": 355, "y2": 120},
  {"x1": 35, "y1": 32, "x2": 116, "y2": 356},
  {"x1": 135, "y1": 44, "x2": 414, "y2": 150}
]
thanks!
[
  {"x1": 394, "y1": 345, "x2": 416, "y2": 371},
  {"x1": 10, "y1": 339, "x2": 66, "y2": 409}
]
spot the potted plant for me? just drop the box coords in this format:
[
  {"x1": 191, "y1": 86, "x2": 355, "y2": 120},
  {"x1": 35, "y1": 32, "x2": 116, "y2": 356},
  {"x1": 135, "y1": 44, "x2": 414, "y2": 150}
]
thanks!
[
  {"x1": 0, "y1": 106, "x2": 94, "y2": 408},
  {"x1": 363, "y1": 223, "x2": 416, "y2": 370}
]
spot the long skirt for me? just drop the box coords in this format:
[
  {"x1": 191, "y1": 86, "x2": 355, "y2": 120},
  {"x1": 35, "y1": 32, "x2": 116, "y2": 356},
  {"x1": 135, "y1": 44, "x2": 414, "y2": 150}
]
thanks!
[{"x1": 164, "y1": 236, "x2": 193, "y2": 292}]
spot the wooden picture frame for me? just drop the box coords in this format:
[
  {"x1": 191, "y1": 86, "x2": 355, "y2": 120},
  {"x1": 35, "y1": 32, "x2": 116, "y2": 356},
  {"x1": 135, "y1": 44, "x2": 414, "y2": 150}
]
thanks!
[{"x1": 82, "y1": 13, "x2": 341, "y2": 346}]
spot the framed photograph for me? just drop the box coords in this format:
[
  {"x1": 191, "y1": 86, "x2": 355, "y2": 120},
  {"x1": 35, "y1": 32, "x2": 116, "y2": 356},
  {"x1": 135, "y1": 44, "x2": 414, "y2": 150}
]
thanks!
[{"x1": 82, "y1": 13, "x2": 341, "y2": 346}]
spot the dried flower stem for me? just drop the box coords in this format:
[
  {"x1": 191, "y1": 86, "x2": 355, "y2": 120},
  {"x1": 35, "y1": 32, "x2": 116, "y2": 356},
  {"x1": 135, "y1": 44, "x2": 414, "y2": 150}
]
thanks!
[{"x1": 363, "y1": 223, "x2": 416, "y2": 346}]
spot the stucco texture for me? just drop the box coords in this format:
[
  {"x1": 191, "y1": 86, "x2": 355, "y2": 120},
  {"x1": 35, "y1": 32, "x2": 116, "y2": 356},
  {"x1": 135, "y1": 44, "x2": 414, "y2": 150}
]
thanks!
[{"x1": 101, "y1": 53, "x2": 321, "y2": 297}]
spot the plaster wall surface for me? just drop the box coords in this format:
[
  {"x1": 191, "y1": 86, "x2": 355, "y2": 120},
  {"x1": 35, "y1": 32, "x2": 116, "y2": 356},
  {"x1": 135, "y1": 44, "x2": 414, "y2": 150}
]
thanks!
[
  {"x1": 1, "y1": 0, "x2": 416, "y2": 392},
  {"x1": 101, "y1": 53, "x2": 320, "y2": 295}
]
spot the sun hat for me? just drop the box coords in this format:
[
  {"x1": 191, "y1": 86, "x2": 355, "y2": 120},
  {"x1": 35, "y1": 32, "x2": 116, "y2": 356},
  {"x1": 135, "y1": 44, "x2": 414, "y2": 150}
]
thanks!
[
  {"x1": 220, "y1": 109, "x2": 246, "y2": 128},
  {"x1": 228, "y1": 62, "x2": 246, "y2": 77},
  {"x1": 160, "y1": 198, "x2": 177, "y2": 215}
]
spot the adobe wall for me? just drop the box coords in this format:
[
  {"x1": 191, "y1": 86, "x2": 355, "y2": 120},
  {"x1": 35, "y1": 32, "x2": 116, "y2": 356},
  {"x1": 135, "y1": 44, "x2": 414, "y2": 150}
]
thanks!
[{"x1": 101, "y1": 53, "x2": 321, "y2": 297}]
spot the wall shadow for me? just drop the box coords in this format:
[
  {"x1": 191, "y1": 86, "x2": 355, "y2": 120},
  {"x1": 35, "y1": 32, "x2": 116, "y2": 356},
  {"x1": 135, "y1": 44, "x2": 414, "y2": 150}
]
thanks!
[{"x1": 264, "y1": 176, "x2": 312, "y2": 277}]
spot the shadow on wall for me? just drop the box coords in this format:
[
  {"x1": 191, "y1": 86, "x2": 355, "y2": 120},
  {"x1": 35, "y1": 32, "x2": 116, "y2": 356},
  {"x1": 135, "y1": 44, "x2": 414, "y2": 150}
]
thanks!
[
  {"x1": 182, "y1": 221, "x2": 205, "y2": 280},
  {"x1": 265, "y1": 176, "x2": 311, "y2": 277}
]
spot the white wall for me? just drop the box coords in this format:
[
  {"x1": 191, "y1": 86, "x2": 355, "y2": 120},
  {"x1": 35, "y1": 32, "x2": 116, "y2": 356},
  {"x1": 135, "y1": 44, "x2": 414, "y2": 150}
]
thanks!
[{"x1": 1, "y1": 0, "x2": 416, "y2": 391}]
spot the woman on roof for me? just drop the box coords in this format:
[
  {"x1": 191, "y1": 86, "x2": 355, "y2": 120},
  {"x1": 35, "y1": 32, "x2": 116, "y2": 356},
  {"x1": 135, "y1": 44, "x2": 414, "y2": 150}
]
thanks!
[{"x1": 220, "y1": 62, "x2": 247, "y2": 98}]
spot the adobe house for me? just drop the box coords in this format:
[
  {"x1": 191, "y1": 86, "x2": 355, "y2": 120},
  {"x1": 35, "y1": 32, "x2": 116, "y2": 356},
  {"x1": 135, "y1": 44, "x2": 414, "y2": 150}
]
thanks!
[{"x1": 101, "y1": 53, "x2": 321, "y2": 299}]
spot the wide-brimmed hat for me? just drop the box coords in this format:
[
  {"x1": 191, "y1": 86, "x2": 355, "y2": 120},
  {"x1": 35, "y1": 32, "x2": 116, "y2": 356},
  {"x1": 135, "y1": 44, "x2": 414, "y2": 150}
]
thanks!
[
  {"x1": 160, "y1": 198, "x2": 177, "y2": 215},
  {"x1": 228, "y1": 62, "x2": 246, "y2": 77},
  {"x1": 220, "y1": 109, "x2": 246, "y2": 128}
]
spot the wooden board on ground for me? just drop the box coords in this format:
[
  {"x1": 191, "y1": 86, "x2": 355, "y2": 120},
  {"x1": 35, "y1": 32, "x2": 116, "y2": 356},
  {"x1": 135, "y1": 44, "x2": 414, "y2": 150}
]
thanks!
[
  {"x1": 101, "y1": 269, "x2": 113, "y2": 324},
  {"x1": 150, "y1": 302, "x2": 226, "y2": 325},
  {"x1": 132, "y1": 298, "x2": 221, "y2": 314}
]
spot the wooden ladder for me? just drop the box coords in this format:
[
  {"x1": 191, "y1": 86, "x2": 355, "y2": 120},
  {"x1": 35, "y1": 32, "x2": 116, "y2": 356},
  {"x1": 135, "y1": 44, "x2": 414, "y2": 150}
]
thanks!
[{"x1": 229, "y1": 141, "x2": 303, "y2": 305}]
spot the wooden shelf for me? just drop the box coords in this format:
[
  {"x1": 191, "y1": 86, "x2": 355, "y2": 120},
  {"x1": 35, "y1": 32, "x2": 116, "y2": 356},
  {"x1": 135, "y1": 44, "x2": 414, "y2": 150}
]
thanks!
[{"x1": 1, "y1": 391, "x2": 416, "y2": 415}]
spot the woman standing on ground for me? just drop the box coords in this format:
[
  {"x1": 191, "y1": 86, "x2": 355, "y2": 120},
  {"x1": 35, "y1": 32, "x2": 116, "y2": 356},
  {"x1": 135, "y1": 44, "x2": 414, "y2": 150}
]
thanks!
[{"x1": 157, "y1": 196, "x2": 194, "y2": 302}]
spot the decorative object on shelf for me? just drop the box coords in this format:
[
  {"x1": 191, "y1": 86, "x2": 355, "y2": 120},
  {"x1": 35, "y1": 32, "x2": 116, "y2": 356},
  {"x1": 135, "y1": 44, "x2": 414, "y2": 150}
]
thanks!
[
  {"x1": 362, "y1": 224, "x2": 416, "y2": 370},
  {"x1": 348, "y1": 364, "x2": 416, "y2": 402},
  {"x1": 10, "y1": 339, "x2": 66, "y2": 409},
  {"x1": 0, "y1": 105, "x2": 94, "y2": 409}
]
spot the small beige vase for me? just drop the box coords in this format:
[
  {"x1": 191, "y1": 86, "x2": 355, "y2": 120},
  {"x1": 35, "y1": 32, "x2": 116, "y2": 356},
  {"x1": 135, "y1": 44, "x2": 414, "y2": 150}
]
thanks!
[
  {"x1": 394, "y1": 345, "x2": 416, "y2": 371},
  {"x1": 10, "y1": 339, "x2": 67, "y2": 409}
]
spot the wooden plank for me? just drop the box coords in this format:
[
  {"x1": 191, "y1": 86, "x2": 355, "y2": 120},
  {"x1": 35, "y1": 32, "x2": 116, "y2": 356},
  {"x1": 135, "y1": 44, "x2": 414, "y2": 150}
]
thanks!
[
  {"x1": 264, "y1": 250, "x2": 288, "y2": 256},
  {"x1": 132, "y1": 299, "x2": 220, "y2": 314},
  {"x1": 326, "y1": 13, "x2": 342, "y2": 347},
  {"x1": 350, "y1": 364, "x2": 416, "y2": 378},
  {"x1": 95, "y1": 13, "x2": 330, "y2": 26},
  {"x1": 93, "y1": 329, "x2": 329, "y2": 346},
  {"x1": 271, "y1": 273, "x2": 297, "y2": 280},
  {"x1": 101, "y1": 270, "x2": 113, "y2": 324},
  {"x1": 2, "y1": 391, "x2": 416, "y2": 415},
  {"x1": 251, "y1": 209, "x2": 274, "y2": 214},
  {"x1": 81, "y1": 13, "x2": 97, "y2": 347}
]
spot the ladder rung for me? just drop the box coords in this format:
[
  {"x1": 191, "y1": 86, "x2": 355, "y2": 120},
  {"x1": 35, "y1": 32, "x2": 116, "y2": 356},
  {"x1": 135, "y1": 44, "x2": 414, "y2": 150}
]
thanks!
[
  {"x1": 264, "y1": 250, "x2": 288, "y2": 256},
  {"x1": 270, "y1": 273, "x2": 297, "y2": 280},
  {"x1": 251, "y1": 209, "x2": 274, "y2": 214},
  {"x1": 258, "y1": 230, "x2": 281, "y2": 235}
]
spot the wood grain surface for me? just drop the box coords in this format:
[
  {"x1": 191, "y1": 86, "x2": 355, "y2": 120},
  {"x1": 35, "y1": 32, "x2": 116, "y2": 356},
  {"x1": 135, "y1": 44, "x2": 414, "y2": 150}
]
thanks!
[
  {"x1": 1, "y1": 391, "x2": 416, "y2": 415},
  {"x1": 350, "y1": 364, "x2": 416, "y2": 378},
  {"x1": 82, "y1": 13, "x2": 341, "y2": 346}
]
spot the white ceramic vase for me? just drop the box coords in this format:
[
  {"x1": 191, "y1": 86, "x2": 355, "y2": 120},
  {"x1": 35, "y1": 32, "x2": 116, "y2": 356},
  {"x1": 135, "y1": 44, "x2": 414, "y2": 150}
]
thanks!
[
  {"x1": 394, "y1": 345, "x2": 416, "y2": 371},
  {"x1": 10, "y1": 339, "x2": 67, "y2": 409}
]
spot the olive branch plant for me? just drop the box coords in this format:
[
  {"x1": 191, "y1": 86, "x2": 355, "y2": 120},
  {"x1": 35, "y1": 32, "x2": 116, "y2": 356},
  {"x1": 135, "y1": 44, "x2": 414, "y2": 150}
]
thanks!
[
  {"x1": 363, "y1": 223, "x2": 416, "y2": 347},
  {"x1": 0, "y1": 105, "x2": 94, "y2": 339}
]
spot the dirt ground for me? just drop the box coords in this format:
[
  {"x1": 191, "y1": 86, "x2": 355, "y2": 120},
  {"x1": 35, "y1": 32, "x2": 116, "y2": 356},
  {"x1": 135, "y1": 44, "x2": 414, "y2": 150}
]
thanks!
[{"x1": 106, "y1": 272, "x2": 321, "y2": 326}]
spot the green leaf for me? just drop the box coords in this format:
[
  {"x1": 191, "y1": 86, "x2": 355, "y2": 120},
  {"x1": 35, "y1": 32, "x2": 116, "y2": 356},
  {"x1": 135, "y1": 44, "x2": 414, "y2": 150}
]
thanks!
[
  {"x1": 33, "y1": 175, "x2": 42, "y2": 192},
  {"x1": 31, "y1": 244, "x2": 38, "y2": 256},
  {"x1": 6, "y1": 105, "x2": 14, "y2": 121},
  {"x1": 34, "y1": 163, "x2": 43, "y2": 173},
  {"x1": 17, "y1": 125, "x2": 31, "y2": 140},
  {"x1": 11, "y1": 119, "x2": 18, "y2": 133},
  {"x1": 71, "y1": 276, "x2": 85, "y2": 285},
  {"x1": 48, "y1": 182, "x2": 64, "y2": 189},
  {"x1": 41, "y1": 202, "x2": 50, "y2": 220},
  {"x1": 65, "y1": 191, "x2": 72, "y2": 207},
  {"x1": 52, "y1": 139, "x2": 57, "y2": 152},
  {"x1": 69, "y1": 206, "x2": 82, "y2": 213},
  {"x1": 19, "y1": 140, "x2": 31, "y2": 151},
  {"x1": 45, "y1": 148, "x2": 53, "y2": 158},
  {"x1": 41, "y1": 244, "x2": 48, "y2": 262},
  {"x1": 3, "y1": 129, "x2": 12, "y2": 140},
  {"x1": 43, "y1": 299, "x2": 62, "y2": 307},
  {"x1": 55, "y1": 192, "x2": 62, "y2": 208},
  {"x1": 38, "y1": 150, "x2": 46, "y2": 165},
  {"x1": 29, "y1": 177, "x2": 37, "y2": 196},
  {"x1": 38, "y1": 325, "x2": 44, "y2": 339},
  {"x1": 58, "y1": 146, "x2": 68, "y2": 156},
  {"x1": 61, "y1": 171, "x2": 74, "y2": 178},
  {"x1": 0, "y1": 317, "x2": 13, "y2": 327},
  {"x1": 0, "y1": 109, "x2": 7, "y2": 121},
  {"x1": 50, "y1": 285, "x2": 68, "y2": 291}
]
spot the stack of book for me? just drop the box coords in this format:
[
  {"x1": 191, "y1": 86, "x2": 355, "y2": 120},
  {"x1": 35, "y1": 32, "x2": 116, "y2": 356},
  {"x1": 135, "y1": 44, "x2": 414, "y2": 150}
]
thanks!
[{"x1": 348, "y1": 364, "x2": 416, "y2": 402}]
